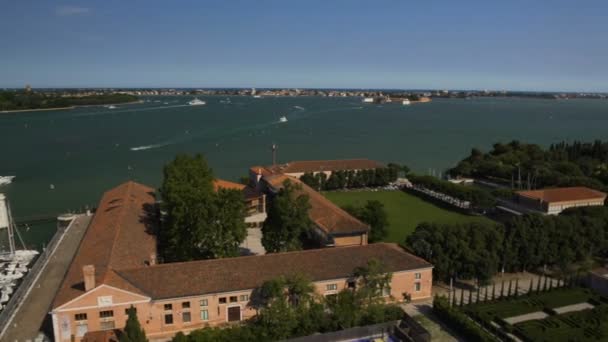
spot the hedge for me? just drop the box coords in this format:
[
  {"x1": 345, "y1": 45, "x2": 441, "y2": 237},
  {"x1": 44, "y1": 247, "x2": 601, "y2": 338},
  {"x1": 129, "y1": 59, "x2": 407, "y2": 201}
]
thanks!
[{"x1": 433, "y1": 296, "x2": 499, "y2": 342}]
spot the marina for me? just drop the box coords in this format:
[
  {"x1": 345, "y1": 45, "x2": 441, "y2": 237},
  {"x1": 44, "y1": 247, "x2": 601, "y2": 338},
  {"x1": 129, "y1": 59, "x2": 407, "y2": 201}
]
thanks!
[{"x1": 0, "y1": 194, "x2": 39, "y2": 312}]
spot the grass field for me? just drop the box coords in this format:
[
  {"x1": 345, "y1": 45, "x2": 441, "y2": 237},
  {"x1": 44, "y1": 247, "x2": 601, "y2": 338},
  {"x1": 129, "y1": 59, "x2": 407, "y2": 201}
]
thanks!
[{"x1": 323, "y1": 190, "x2": 492, "y2": 243}]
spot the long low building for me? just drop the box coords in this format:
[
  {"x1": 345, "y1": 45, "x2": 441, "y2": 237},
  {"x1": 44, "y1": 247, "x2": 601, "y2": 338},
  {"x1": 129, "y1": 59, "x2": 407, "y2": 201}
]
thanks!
[
  {"x1": 262, "y1": 174, "x2": 370, "y2": 246},
  {"x1": 51, "y1": 181, "x2": 433, "y2": 342},
  {"x1": 516, "y1": 186, "x2": 607, "y2": 215},
  {"x1": 252, "y1": 158, "x2": 385, "y2": 179}
]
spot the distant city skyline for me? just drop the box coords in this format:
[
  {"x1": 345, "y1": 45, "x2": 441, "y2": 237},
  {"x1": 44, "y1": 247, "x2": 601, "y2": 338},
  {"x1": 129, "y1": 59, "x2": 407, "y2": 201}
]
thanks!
[{"x1": 1, "y1": 0, "x2": 607, "y2": 92}]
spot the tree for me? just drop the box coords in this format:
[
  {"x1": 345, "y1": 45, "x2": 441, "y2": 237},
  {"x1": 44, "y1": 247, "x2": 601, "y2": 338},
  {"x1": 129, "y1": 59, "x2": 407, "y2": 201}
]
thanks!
[
  {"x1": 262, "y1": 180, "x2": 312, "y2": 252},
  {"x1": 160, "y1": 154, "x2": 246, "y2": 261},
  {"x1": 120, "y1": 306, "x2": 148, "y2": 342},
  {"x1": 343, "y1": 200, "x2": 389, "y2": 242},
  {"x1": 353, "y1": 258, "x2": 393, "y2": 304}
]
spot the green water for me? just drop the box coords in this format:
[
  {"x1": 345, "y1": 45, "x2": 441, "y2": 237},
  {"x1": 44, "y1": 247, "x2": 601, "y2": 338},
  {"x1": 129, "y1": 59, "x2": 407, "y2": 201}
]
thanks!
[{"x1": 1, "y1": 96, "x2": 608, "y2": 248}]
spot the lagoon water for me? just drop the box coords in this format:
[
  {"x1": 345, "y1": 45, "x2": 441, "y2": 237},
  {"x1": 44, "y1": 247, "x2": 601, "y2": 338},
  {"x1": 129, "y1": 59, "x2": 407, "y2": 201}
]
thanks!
[{"x1": 1, "y1": 96, "x2": 608, "y2": 247}]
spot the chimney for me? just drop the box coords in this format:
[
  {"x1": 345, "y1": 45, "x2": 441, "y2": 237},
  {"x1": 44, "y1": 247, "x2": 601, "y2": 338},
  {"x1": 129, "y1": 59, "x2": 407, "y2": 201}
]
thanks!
[
  {"x1": 149, "y1": 253, "x2": 157, "y2": 266},
  {"x1": 83, "y1": 265, "x2": 95, "y2": 291},
  {"x1": 256, "y1": 168, "x2": 262, "y2": 184}
]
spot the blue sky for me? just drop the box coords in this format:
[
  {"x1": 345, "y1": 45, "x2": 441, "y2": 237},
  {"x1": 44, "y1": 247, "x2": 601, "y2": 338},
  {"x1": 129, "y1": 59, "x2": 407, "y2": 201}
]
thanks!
[{"x1": 1, "y1": 0, "x2": 607, "y2": 91}]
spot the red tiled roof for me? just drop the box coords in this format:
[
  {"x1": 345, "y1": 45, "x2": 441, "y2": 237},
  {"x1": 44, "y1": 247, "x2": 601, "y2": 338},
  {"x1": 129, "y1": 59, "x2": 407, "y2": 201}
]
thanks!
[
  {"x1": 517, "y1": 187, "x2": 607, "y2": 203},
  {"x1": 267, "y1": 159, "x2": 385, "y2": 174},
  {"x1": 264, "y1": 175, "x2": 369, "y2": 235},
  {"x1": 53, "y1": 181, "x2": 158, "y2": 308},
  {"x1": 214, "y1": 179, "x2": 262, "y2": 200},
  {"x1": 117, "y1": 243, "x2": 431, "y2": 299},
  {"x1": 82, "y1": 330, "x2": 118, "y2": 342},
  {"x1": 213, "y1": 179, "x2": 246, "y2": 191}
]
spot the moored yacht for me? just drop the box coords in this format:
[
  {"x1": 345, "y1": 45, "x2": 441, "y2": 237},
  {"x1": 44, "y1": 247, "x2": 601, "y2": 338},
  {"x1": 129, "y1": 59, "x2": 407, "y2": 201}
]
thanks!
[
  {"x1": 279, "y1": 116, "x2": 288, "y2": 123},
  {"x1": 402, "y1": 99, "x2": 411, "y2": 105},
  {"x1": 0, "y1": 176, "x2": 14, "y2": 186}
]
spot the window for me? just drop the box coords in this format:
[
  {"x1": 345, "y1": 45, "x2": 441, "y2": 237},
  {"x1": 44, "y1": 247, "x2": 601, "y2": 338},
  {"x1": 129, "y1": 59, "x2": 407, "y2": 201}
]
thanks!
[
  {"x1": 347, "y1": 280, "x2": 356, "y2": 289},
  {"x1": 164, "y1": 314, "x2": 174, "y2": 325},
  {"x1": 415, "y1": 272, "x2": 421, "y2": 279},
  {"x1": 229, "y1": 296, "x2": 238, "y2": 303},
  {"x1": 200, "y1": 299, "x2": 208, "y2": 307},
  {"x1": 74, "y1": 313, "x2": 87, "y2": 321},
  {"x1": 326, "y1": 284, "x2": 337, "y2": 291},
  {"x1": 201, "y1": 309, "x2": 209, "y2": 321},
  {"x1": 415, "y1": 282, "x2": 421, "y2": 292},
  {"x1": 99, "y1": 310, "x2": 114, "y2": 318},
  {"x1": 125, "y1": 308, "x2": 137, "y2": 315},
  {"x1": 182, "y1": 301, "x2": 190, "y2": 309},
  {"x1": 219, "y1": 297, "x2": 227, "y2": 304},
  {"x1": 382, "y1": 286, "x2": 391, "y2": 296},
  {"x1": 164, "y1": 303, "x2": 173, "y2": 311},
  {"x1": 100, "y1": 321, "x2": 115, "y2": 331},
  {"x1": 239, "y1": 294, "x2": 249, "y2": 302},
  {"x1": 182, "y1": 312, "x2": 191, "y2": 323}
]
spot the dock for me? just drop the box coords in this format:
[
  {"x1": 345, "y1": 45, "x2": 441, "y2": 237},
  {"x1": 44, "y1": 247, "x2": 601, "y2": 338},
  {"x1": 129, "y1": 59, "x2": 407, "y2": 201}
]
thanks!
[{"x1": 0, "y1": 214, "x2": 91, "y2": 341}]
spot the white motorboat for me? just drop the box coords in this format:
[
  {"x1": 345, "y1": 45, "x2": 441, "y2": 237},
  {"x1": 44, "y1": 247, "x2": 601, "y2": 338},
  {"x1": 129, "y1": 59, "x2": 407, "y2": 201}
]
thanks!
[
  {"x1": 0, "y1": 176, "x2": 14, "y2": 186},
  {"x1": 107, "y1": 105, "x2": 117, "y2": 109},
  {"x1": 253, "y1": 95, "x2": 262, "y2": 98},
  {"x1": 402, "y1": 99, "x2": 411, "y2": 105},
  {"x1": 188, "y1": 98, "x2": 206, "y2": 106},
  {"x1": 279, "y1": 116, "x2": 288, "y2": 123}
]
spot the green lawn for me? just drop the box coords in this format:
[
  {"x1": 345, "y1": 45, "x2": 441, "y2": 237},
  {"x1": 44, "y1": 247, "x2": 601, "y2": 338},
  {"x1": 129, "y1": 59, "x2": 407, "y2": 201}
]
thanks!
[{"x1": 323, "y1": 190, "x2": 492, "y2": 243}]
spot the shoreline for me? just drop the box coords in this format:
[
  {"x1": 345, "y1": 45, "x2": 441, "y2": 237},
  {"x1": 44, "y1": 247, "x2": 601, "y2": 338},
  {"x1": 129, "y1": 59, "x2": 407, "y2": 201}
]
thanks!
[
  {"x1": 0, "y1": 100, "x2": 142, "y2": 114},
  {"x1": 0, "y1": 106, "x2": 75, "y2": 114}
]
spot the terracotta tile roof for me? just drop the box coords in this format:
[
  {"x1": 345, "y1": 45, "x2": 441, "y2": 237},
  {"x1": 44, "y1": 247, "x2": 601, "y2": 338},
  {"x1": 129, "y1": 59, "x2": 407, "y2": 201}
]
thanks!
[
  {"x1": 82, "y1": 330, "x2": 118, "y2": 342},
  {"x1": 53, "y1": 181, "x2": 158, "y2": 308},
  {"x1": 117, "y1": 243, "x2": 432, "y2": 300},
  {"x1": 264, "y1": 175, "x2": 369, "y2": 235},
  {"x1": 266, "y1": 159, "x2": 385, "y2": 174},
  {"x1": 213, "y1": 179, "x2": 246, "y2": 191},
  {"x1": 214, "y1": 179, "x2": 262, "y2": 200},
  {"x1": 249, "y1": 166, "x2": 274, "y2": 177},
  {"x1": 517, "y1": 187, "x2": 607, "y2": 203}
]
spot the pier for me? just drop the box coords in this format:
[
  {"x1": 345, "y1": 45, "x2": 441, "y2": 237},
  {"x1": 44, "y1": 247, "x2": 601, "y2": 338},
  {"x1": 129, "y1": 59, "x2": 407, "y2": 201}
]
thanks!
[{"x1": 0, "y1": 214, "x2": 91, "y2": 342}]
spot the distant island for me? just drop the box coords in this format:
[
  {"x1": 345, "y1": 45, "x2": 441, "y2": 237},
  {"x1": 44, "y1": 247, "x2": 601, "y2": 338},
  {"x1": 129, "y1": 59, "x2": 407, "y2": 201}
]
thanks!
[
  {"x1": 2, "y1": 86, "x2": 607, "y2": 112},
  {"x1": 0, "y1": 88, "x2": 139, "y2": 112}
]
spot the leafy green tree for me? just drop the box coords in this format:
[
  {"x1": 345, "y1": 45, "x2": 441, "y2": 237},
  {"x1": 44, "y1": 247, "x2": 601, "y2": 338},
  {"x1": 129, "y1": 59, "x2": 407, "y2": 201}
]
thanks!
[
  {"x1": 353, "y1": 259, "x2": 393, "y2": 304},
  {"x1": 343, "y1": 200, "x2": 389, "y2": 242},
  {"x1": 262, "y1": 180, "x2": 312, "y2": 252},
  {"x1": 326, "y1": 290, "x2": 362, "y2": 330},
  {"x1": 120, "y1": 306, "x2": 148, "y2": 342},
  {"x1": 160, "y1": 154, "x2": 246, "y2": 261}
]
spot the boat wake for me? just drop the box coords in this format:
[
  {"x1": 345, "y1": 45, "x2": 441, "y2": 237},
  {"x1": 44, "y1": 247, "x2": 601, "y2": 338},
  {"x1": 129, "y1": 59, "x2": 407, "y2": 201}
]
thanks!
[{"x1": 130, "y1": 143, "x2": 169, "y2": 151}]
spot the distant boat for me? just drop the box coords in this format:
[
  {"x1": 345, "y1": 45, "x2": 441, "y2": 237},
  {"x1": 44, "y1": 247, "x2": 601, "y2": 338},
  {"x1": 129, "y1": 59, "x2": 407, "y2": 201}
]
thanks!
[
  {"x1": 163, "y1": 102, "x2": 169, "y2": 105},
  {"x1": 279, "y1": 116, "x2": 288, "y2": 123},
  {"x1": 188, "y1": 98, "x2": 206, "y2": 106},
  {"x1": 362, "y1": 97, "x2": 374, "y2": 103},
  {"x1": 0, "y1": 176, "x2": 15, "y2": 186},
  {"x1": 107, "y1": 105, "x2": 117, "y2": 109},
  {"x1": 253, "y1": 95, "x2": 262, "y2": 98},
  {"x1": 402, "y1": 99, "x2": 411, "y2": 106}
]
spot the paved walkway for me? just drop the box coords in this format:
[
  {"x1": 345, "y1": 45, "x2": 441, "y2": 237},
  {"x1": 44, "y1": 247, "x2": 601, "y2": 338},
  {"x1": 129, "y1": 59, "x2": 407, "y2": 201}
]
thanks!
[
  {"x1": 504, "y1": 311, "x2": 548, "y2": 325},
  {"x1": 552, "y1": 302, "x2": 594, "y2": 314},
  {"x1": 2, "y1": 215, "x2": 91, "y2": 342},
  {"x1": 240, "y1": 228, "x2": 266, "y2": 255}
]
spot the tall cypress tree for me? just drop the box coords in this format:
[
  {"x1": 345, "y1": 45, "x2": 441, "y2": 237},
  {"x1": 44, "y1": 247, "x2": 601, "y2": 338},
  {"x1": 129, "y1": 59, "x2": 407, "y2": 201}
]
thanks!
[{"x1": 120, "y1": 306, "x2": 147, "y2": 342}]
